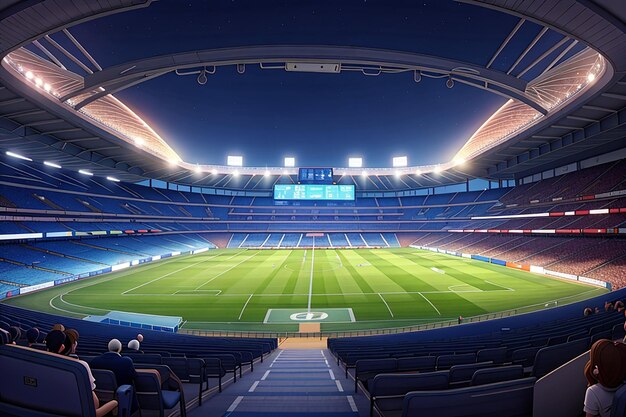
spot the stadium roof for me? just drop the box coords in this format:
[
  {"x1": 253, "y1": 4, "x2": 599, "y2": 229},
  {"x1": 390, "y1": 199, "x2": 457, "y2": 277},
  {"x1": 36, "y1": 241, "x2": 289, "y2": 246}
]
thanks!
[{"x1": 0, "y1": 0, "x2": 624, "y2": 190}]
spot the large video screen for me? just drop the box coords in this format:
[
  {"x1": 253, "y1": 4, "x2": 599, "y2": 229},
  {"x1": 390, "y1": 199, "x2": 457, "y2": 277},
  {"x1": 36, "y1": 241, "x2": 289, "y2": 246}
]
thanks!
[
  {"x1": 298, "y1": 168, "x2": 333, "y2": 184},
  {"x1": 274, "y1": 184, "x2": 355, "y2": 201}
]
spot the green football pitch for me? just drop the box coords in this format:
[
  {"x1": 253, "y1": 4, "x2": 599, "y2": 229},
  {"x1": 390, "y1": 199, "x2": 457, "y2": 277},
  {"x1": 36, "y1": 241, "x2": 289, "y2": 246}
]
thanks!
[{"x1": 2, "y1": 248, "x2": 607, "y2": 333}]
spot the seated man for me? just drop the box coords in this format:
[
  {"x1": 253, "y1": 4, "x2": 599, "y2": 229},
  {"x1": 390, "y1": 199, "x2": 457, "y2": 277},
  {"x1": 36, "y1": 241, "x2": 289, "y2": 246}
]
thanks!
[
  {"x1": 122, "y1": 339, "x2": 143, "y2": 354},
  {"x1": 91, "y1": 339, "x2": 138, "y2": 388}
]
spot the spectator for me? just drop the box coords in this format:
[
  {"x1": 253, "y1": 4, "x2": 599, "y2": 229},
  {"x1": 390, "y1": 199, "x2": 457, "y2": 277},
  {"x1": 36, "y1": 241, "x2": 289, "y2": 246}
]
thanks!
[
  {"x1": 26, "y1": 328, "x2": 39, "y2": 346},
  {"x1": 64, "y1": 328, "x2": 80, "y2": 358},
  {"x1": 8, "y1": 326, "x2": 21, "y2": 344},
  {"x1": 136, "y1": 334, "x2": 144, "y2": 343},
  {"x1": 595, "y1": 307, "x2": 601, "y2": 314},
  {"x1": 45, "y1": 330, "x2": 96, "y2": 392},
  {"x1": 584, "y1": 307, "x2": 593, "y2": 316},
  {"x1": 614, "y1": 301, "x2": 624, "y2": 313},
  {"x1": 583, "y1": 339, "x2": 626, "y2": 417},
  {"x1": 124, "y1": 339, "x2": 143, "y2": 354},
  {"x1": 604, "y1": 302, "x2": 614, "y2": 312},
  {"x1": 51, "y1": 323, "x2": 65, "y2": 332},
  {"x1": 457, "y1": 315, "x2": 463, "y2": 324},
  {"x1": 90, "y1": 339, "x2": 138, "y2": 388},
  {"x1": 91, "y1": 338, "x2": 140, "y2": 412}
]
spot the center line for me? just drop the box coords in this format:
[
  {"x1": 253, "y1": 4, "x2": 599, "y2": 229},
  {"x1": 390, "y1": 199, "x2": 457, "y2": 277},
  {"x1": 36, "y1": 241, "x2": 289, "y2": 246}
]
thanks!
[{"x1": 307, "y1": 237, "x2": 315, "y2": 312}]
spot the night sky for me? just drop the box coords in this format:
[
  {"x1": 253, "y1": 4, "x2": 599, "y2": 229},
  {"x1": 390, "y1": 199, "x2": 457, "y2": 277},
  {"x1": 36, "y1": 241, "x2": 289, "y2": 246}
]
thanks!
[{"x1": 62, "y1": 1, "x2": 568, "y2": 168}]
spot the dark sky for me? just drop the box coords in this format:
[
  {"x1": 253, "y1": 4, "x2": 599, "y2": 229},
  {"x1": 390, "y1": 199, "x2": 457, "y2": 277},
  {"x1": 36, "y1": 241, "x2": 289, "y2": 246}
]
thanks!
[{"x1": 62, "y1": 0, "x2": 569, "y2": 168}]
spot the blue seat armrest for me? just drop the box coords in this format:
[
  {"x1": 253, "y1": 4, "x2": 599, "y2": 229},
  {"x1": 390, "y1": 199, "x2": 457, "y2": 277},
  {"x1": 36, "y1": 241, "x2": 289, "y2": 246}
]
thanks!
[{"x1": 115, "y1": 384, "x2": 134, "y2": 417}]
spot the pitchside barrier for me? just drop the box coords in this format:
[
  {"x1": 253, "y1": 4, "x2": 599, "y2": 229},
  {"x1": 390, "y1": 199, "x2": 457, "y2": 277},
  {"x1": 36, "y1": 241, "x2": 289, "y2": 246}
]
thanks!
[
  {"x1": 410, "y1": 245, "x2": 611, "y2": 290},
  {"x1": 0, "y1": 247, "x2": 213, "y2": 300}
]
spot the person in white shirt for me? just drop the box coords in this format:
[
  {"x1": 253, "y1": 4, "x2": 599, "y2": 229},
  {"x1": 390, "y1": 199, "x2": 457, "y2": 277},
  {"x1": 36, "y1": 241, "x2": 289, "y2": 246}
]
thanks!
[{"x1": 583, "y1": 339, "x2": 626, "y2": 417}]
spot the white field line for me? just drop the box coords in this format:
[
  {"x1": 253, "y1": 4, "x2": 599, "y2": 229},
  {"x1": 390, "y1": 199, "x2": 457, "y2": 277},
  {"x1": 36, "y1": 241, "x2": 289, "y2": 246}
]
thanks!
[
  {"x1": 335, "y1": 380, "x2": 344, "y2": 392},
  {"x1": 418, "y1": 292, "x2": 441, "y2": 315},
  {"x1": 194, "y1": 251, "x2": 260, "y2": 290},
  {"x1": 431, "y1": 267, "x2": 446, "y2": 274},
  {"x1": 238, "y1": 294, "x2": 254, "y2": 320},
  {"x1": 378, "y1": 293, "x2": 394, "y2": 317},
  {"x1": 78, "y1": 288, "x2": 518, "y2": 298},
  {"x1": 328, "y1": 369, "x2": 335, "y2": 380},
  {"x1": 122, "y1": 251, "x2": 225, "y2": 294},
  {"x1": 485, "y1": 280, "x2": 516, "y2": 291},
  {"x1": 261, "y1": 370, "x2": 271, "y2": 380},
  {"x1": 307, "y1": 243, "x2": 315, "y2": 313},
  {"x1": 248, "y1": 381, "x2": 260, "y2": 392}
]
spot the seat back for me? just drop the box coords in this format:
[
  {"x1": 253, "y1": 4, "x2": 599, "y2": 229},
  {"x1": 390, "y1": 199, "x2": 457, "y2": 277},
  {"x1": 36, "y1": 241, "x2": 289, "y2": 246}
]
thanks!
[
  {"x1": 402, "y1": 377, "x2": 536, "y2": 417},
  {"x1": 449, "y1": 361, "x2": 494, "y2": 385},
  {"x1": 533, "y1": 338, "x2": 589, "y2": 379},
  {"x1": 0, "y1": 345, "x2": 96, "y2": 417},
  {"x1": 397, "y1": 356, "x2": 436, "y2": 372},
  {"x1": 163, "y1": 357, "x2": 189, "y2": 381},
  {"x1": 124, "y1": 353, "x2": 162, "y2": 365},
  {"x1": 511, "y1": 347, "x2": 540, "y2": 367},
  {"x1": 471, "y1": 365, "x2": 524, "y2": 386},
  {"x1": 371, "y1": 371, "x2": 449, "y2": 413},
  {"x1": 355, "y1": 358, "x2": 397, "y2": 376},
  {"x1": 134, "y1": 371, "x2": 164, "y2": 414},
  {"x1": 477, "y1": 347, "x2": 507, "y2": 365},
  {"x1": 92, "y1": 369, "x2": 118, "y2": 403},
  {"x1": 436, "y1": 353, "x2": 476, "y2": 370}
]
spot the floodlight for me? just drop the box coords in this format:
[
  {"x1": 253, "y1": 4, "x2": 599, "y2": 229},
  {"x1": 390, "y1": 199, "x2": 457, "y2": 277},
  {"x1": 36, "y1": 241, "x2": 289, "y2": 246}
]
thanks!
[
  {"x1": 232, "y1": 170, "x2": 240, "y2": 177},
  {"x1": 348, "y1": 157, "x2": 362, "y2": 168},
  {"x1": 446, "y1": 76, "x2": 454, "y2": 88},
  {"x1": 44, "y1": 161, "x2": 62, "y2": 169},
  {"x1": 211, "y1": 169, "x2": 218, "y2": 175},
  {"x1": 284, "y1": 157, "x2": 295, "y2": 167},
  {"x1": 392, "y1": 156, "x2": 407, "y2": 167},
  {"x1": 78, "y1": 169, "x2": 93, "y2": 176},
  {"x1": 415, "y1": 169, "x2": 422, "y2": 176},
  {"x1": 195, "y1": 164, "x2": 202, "y2": 173},
  {"x1": 227, "y1": 155, "x2": 243, "y2": 166},
  {"x1": 106, "y1": 176, "x2": 120, "y2": 182},
  {"x1": 6, "y1": 151, "x2": 32, "y2": 161},
  {"x1": 433, "y1": 165, "x2": 442, "y2": 174},
  {"x1": 361, "y1": 170, "x2": 368, "y2": 177},
  {"x1": 587, "y1": 73, "x2": 596, "y2": 82},
  {"x1": 264, "y1": 170, "x2": 271, "y2": 177},
  {"x1": 197, "y1": 67, "x2": 208, "y2": 85},
  {"x1": 25, "y1": 71, "x2": 33, "y2": 79},
  {"x1": 394, "y1": 170, "x2": 402, "y2": 177},
  {"x1": 454, "y1": 158, "x2": 466, "y2": 166}
]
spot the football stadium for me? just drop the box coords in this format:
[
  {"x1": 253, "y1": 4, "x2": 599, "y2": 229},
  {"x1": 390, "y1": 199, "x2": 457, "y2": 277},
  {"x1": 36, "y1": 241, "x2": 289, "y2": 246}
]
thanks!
[{"x1": 0, "y1": 1, "x2": 625, "y2": 417}]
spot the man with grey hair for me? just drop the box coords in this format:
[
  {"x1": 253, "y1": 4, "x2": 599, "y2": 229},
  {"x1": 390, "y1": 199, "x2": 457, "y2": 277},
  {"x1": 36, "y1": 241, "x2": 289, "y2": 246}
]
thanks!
[
  {"x1": 91, "y1": 338, "x2": 138, "y2": 387},
  {"x1": 123, "y1": 339, "x2": 143, "y2": 354}
]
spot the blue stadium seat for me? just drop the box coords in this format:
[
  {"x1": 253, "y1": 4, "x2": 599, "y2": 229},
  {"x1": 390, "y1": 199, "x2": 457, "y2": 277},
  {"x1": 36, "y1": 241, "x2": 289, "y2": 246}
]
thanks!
[
  {"x1": 0, "y1": 344, "x2": 130, "y2": 417},
  {"x1": 401, "y1": 377, "x2": 536, "y2": 417},
  {"x1": 370, "y1": 371, "x2": 449, "y2": 417},
  {"x1": 471, "y1": 365, "x2": 524, "y2": 386}
]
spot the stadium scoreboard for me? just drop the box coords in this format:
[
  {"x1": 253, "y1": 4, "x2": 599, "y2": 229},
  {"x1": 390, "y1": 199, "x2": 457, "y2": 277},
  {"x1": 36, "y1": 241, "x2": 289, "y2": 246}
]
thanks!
[
  {"x1": 274, "y1": 184, "x2": 355, "y2": 201},
  {"x1": 298, "y1": 167, "x2": 333, "y2": 184}
]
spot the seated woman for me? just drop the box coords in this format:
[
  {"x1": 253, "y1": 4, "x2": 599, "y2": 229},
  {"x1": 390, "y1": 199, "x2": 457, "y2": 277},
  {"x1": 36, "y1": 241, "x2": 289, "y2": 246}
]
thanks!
[{"x1": 583, "y1": 339, "x2": 626, "y2": 417}]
